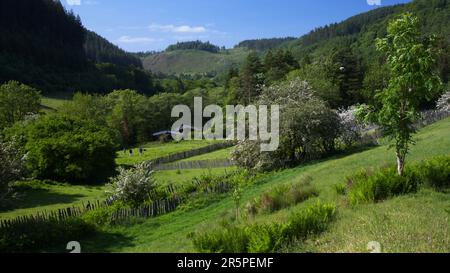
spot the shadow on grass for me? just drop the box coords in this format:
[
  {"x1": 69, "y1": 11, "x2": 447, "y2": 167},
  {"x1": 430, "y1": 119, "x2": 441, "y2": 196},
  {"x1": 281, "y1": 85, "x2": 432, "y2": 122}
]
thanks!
[
  {"x1": 77, "y1": 231, "x2": 136, "y2": 253},
  {"x1": 0, "y1": 188, "x2": 85, "y2": 212},
  {"x1": 39, "y1": 229, "x2": 136, "y2": 253}
]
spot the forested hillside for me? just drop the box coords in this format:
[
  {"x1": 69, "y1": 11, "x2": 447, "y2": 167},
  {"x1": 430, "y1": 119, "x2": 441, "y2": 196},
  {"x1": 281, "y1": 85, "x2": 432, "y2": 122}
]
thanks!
[
  {"x1": 235, "y1": 37, "x2": 296, "y2": 51},
  {"x1": 282, "y1": 0, "x2": 450, "y2": 106},
  {"x1": 84, "y1": 31, "x2": 142, "y2": 68},
  {"x1": 0, "y1": 0, "x2": 158, "y2": 95}
]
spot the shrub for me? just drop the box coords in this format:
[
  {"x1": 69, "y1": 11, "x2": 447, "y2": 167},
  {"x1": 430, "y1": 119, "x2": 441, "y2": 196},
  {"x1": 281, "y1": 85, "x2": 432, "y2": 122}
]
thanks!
[
  {"x1": 5, "y1": 115, "x2": 117, "y2": 184},
  {"x1": 347, "y1": 156, "x2": 450, "y2": 205},
  {"x1": 81, "y1": 202, "x2": 129, "y2": 226},
  {"x1": 191, "y1": 202, "x2": 336, "y2": 253},
  {"x1": 337, "y1": 106, "x2": 363, "y2": 148},
  {"x1": 0, "y1": 217, "x2": 96, "y2": 253},
  {"x1": 190, "y1": 225, "x2": 250, "y2": 253},
  {"x1": 347, "y1": 167, "x2": 420, "y2": 205},
  {"x1": 413, "y1": 156, "x2": 450, "y2": 191},
  {"x1": 0, "y1": 81, "x2": 41, "y2": 129},
  {"x1": 437, "y1": 91, "x2": 450, "y2": 113},
  {"x1": 0, "y1": 138, "x2": 25, "y2": 206},
  {"x1": 285, "y1": 202, "x2": 336, "y2": 240},
  {"x1": 106, "y1": 162, "x2": 156, "y2": 207},
  {"x1": 246, "y1": 177, "x2": 318, "y2": 215},
  {"x1": 334, "y1": 183, "x2": 347, "y2": 195},
  {"x1": 232, "y1": 79, "x2": 341, "y2": 171}
]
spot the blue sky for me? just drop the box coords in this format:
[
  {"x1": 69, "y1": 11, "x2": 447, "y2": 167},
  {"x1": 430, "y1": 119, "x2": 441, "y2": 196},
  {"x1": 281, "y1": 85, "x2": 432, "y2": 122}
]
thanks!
[{"x1": 63, "y1": 0, "x2": 411, "y2": 52}]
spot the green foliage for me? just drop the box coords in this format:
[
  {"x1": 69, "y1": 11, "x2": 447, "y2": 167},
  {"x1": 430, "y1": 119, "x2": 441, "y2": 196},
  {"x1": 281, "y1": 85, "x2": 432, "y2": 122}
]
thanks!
[
  {"x1": 166, "y1": 40, "x2": 221, "y2": 53},
  {"x1": 413, "y1": 156, "x2": 450, "y2": 191},
  {"x1": 0, "y1": 138, "x2": 25, "y2": 206},
  {"x1": 238, "y1": 51, "x2": 264, "y2": 104},
  {"x1": 0, "y1": 81, "x2": 41, "y2": 129},
  {"x1": 236, "y1": 37, "x2": 296, "y2": 52},
  {"x1": 191, "y1": 202, "x2": 336, "y2": 253},
  {"x1": 0, "y1": 217, "x2": 96, "y2": 253},
  {"x1": 263, "y1": 49, "x2": 299, "y2": 85},
  {"x1": 106, "y1": 162, "x2": 156, "y2": 207},
  {"x1": 0, "y1": 0, "x2": 159, "y2": 95},
  {"x1": 358, "y1": 13, "x2": 442, "y2": 175},
  {"x1": 333, "y1": 183, "x2": 347, "y2": 195},
  {"x1": 82, "y1": 202, "x2": 126, "y2": 226},
  {"x1": 7, "y1": 115, "x2": 117, "y2": 184},
  {"x1": 245, "y1": 177, "x2": 318, "y2": 215},
  {"x1": 347, "y1": 167, "x2": 420, "y2": 205},
  {"x1": 347, "y1": 156, "x2": 450, "y2": 205},
  {"x1": 233, "y1": 79, "x2": 341, "y2": 171},
  {"x1": 85, "y1": 30, "x2": 142, "y2": 67}
]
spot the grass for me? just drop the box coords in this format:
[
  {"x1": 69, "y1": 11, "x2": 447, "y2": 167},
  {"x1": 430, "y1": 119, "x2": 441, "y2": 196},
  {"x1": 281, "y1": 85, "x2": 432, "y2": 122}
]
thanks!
[
  {"x1": 176, "y1": 147, "x2": 235, "y2": 162},
  {"x1": 116, "y1": 140, "x2": 222, "y2": 166},
  {"x1": 0, "y1": 181, "x2": 105, "y2": 220},
  {"x1": 41, "y1": 97, "x2": 69, "y2": 111},
  {"x1": 75, "y1": 117, "x2": 450, "y2": 253},
  {"x1": 142, "y1": 48, "x2": 249, "y2": 75},
  {"x1": 154, "y1": 167, "x2": 237, "y2": 187}
]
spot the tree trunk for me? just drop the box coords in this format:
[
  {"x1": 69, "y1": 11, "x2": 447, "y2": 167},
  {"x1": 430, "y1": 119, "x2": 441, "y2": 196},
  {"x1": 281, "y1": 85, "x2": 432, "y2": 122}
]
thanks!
[{"x1": 396, "y1": 149, "x2": 405, "y2": 176}]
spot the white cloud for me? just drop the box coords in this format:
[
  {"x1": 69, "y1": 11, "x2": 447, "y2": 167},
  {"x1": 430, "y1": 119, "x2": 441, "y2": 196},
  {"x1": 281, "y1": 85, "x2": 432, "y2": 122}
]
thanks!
[
  {"x1": 66, "y1": 0, "x2": 81, "y2": 6},
  {"x1": 149, "y1": 23, "x2": 207, "y2": 34},
  {"x1": 117, "y1": 36, "x2": 160, "y2": 44}
]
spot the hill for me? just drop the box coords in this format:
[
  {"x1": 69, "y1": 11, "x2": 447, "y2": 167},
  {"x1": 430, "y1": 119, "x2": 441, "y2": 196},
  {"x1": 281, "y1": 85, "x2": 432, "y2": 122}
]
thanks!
[
  {"x1": 142, "y1": 47, "x2": 249, "y2": 75},
  {"x1": 142, "y1": 0, "x2": 450, "y2": 82},
  {"x1": 235, "y1": 37, "x2": 297, "y2": 51},
  {"x1": 67, "y1": 118, "x2": 450, "y2": 252},
  {"x1": 84, "y1": 30, "x2": 142, "y2": 68},
  {"x1": 0, "y1": 0, "x2": 158, "y2": 95}
]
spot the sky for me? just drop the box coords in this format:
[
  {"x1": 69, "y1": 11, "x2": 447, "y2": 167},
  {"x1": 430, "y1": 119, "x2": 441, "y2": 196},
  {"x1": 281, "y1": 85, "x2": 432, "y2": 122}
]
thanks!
[{"x1": 62, "y1": 0, "x2": 412, "y2": 53}]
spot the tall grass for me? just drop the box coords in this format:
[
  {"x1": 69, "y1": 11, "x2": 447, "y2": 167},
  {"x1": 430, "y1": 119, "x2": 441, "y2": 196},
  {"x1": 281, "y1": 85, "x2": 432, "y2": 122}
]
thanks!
[
  {"x1": 245, "y1": 176, "x2": 318, "y2": 216},
  {"x1": 191, "y1": 202, "x2": 336, "y2": 253},
  {"x1": 347, "y1": 156, "x2": 450, "y2": 205}
]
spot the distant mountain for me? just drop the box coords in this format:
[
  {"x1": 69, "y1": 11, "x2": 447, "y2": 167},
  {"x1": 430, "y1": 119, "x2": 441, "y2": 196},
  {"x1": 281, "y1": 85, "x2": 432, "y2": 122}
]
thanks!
[
  {"x1": 287, "y1": 0, "x2": 450, "y2": 66},
  {"x1": 142, "y1": 47, "x2": 249, "y2": 75},
  {"x1": 166, "y1": 41, "x2": 223, "y2": 53},
  {"x1": 235, "y1": 37, "x2": 297, "y2": 52},
  {"x1": 141, "y1": 0, "x2": 450, "y2": 79},
  {"x1": 0, "y1": 0, "x2": 159, "y2": 95},
  {"x1": 84, "y1": 30, "x2": 142, "y2": 68}
]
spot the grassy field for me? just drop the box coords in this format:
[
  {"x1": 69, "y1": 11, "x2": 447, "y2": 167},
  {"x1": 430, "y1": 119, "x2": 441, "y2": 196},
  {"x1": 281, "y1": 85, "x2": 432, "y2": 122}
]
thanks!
[
  {"x1": 176, "y1": 147, "x2": 235, "y2": 162},
  {"x1": 0, "y1": 140, "x2": 231, "y2": 220},
  {"x1": 116, "y1": 140, "x2": 222, "y2": 166},
  {"x1": 0, "y1": 181, "x2": 106, "y2": 220},
  {"x1": 41, "y1": 97, "x2": 69, "y2": 111},
  {"x1": 77, "y1": 117, "x2": 450, "y2": 253},
  {"x1": 154, "y1": 167, "x2": 237, "y2": 187}
]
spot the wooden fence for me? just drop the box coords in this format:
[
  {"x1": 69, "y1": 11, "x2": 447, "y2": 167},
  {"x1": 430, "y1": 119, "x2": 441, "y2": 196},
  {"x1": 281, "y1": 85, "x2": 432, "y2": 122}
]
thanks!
[
  {"x1": 154, "y1": 159, "x2": 235, "y2": 171},
  {"x1": 0, "y1": 200, "x2": 105, "y2": 229},
  {"x1": 151, "y1": 141, "x2": 235, "y2": 166},
  {"x1": 1, "y1": 171, "x2": 238, "y2": 229}
]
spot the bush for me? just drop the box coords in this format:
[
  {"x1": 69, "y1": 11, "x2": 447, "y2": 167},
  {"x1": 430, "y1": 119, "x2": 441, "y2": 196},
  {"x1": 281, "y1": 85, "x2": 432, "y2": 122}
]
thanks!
[
  {"x1": 106, "y1": 162, "x2": 156, "y2": 207},
  {"x1": 5, "y1": 115, "x2": 117, "y2": 184},
  {"x1": 334, "y1": 183, "x2": 347, "y2": 195},
  {"x1": 0, "y1": 217, "x2": 96, "y2": 253},
  {"x1": 337, "y1": 106, "x2": 363, "y2": 148},
  {"x1": 245, "y1": 176, "x2": 318, "y2": 215},
  {"x1": 347, "y1": 156, "x2": 450, "y2": 205},
  {"x1": 347, "y1": 167, "x2": 420, "y2": 205},
  {"x1": 0, "y1": 138, "x2": 25, "y2": 206},
  {"x1": 232, "y1": 79, "x2": 341, "y2": 171},
  {"x1": 0, "y1": 81, "x2": 41, "y2": 129},
  {"x1": 191, "y1": 202, "x2": 336, "y2": 253},
  {"x1": 413, "y1": 156, "x2": 450, "y2": 191},
  {"x1": 437, "y1": 91, "x2": 450, "y2": 113},
  {"x1": 285, "y1": 202, "x2": 336, "y2": 240}
]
